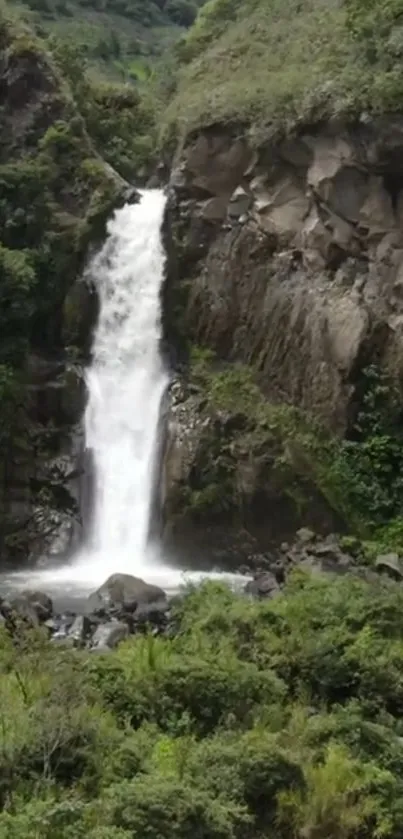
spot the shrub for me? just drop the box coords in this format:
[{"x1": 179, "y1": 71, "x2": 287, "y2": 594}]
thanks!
[
  {"x1": 89, "y1": 632, "x2": 286, "y2": 733},
  {"x1": 91, "y1": 773, "x2": 250, "y2": 839}
]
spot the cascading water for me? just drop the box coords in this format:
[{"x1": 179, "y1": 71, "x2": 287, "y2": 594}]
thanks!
[
  {"x1": 1, "y1": 190, "x2": 247, "y2": 602},
  {"x1": 79, "y1": 189, "x2": 169, "y2": 573}
]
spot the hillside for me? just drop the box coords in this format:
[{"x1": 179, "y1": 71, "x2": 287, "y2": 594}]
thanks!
[
  {"x1": 13, "y1": 0, "x2": 207, "y2": 81},
  {"x1": 162, "y1": 0, "x2": 403, "y2": 142}
]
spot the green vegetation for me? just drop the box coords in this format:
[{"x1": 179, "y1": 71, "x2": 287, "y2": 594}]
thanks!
[
  {"x1": 50, "y1": 39, "x2": 157, "y2": 180},
  {"x1": 3, "y1": 575, "x2": 403, "y2": 836},
  {"x1": 15, "y1": 0, "x2": 207, "y2": 81},
  {"x1": 162, "y1": 0, "x2": 403, "y2": 142}
]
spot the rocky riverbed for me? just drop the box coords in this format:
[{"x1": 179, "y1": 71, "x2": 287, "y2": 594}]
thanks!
[{"x1": 2, "y1": 530, "x2": 402, "y2": 651}]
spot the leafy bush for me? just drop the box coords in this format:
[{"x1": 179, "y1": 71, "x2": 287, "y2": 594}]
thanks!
[{"x1": 89, "y1": 633, "x2": 286, "y2": 733}]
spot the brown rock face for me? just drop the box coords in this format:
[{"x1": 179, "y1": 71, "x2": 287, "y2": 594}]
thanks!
[{"x1": 165, "y1": 118, "x2": 403, "y2": 435}]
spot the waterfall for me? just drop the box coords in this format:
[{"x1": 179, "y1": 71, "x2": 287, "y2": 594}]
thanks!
[
  {"x1": 79, "y1": 189, "x2": 169, "y2": 572},
  {"x1": 1, "y1": 190, "x2": 248, "y2": 600}
]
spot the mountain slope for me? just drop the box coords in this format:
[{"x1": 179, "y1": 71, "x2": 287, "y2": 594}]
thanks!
[{"x1": 163, "y1": 0, "x2": 403, "y2": 141}]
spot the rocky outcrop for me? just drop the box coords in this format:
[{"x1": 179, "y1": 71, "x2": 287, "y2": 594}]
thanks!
[
  {"x1": 165, "y1": 118, "x2": 403, "y2": 434},
  {"x1": 2, "y1": 549, "x2": 401, "y2": 648},
  {"x1": 243, "y1": 529, "x2": 378, "y2": 598}
]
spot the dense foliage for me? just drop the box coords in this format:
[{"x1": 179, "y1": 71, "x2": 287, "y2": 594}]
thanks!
[
  {"x1": 2, "y1": 576, "x2": 403, "y2": 836},
  {"x1": 16, "y1": 0, "x2": 207, "y2": 80},
  {"x1": 50, "y1": 38, "x2": 157, "y2": 179}
]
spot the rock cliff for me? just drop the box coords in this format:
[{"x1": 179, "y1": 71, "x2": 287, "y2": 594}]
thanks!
[{"x1": 161, "y1": 117, "x2": 403, "y2": 564}]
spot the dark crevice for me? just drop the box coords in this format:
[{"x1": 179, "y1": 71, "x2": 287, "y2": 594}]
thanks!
[{"x1": 383, "y1": 173, "x2": 403, "y2": 213}]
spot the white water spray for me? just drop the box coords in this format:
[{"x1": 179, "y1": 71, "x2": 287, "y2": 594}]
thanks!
[{"x1": 2, "y1": 190, "x2": 248, "y2": 599}]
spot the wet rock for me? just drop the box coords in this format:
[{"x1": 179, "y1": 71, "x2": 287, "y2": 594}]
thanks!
[
  {"x1": 44, "y1": 617, "x2": 61, "y2": 633},
  {"x1": 7, "y1": 590, "x2": 53, "y2": 625},
  {"x1": 132, "y1": 600, "x2": 170, "y2": 629},
  {"x1": 120, "y1": 186, "x2": 140, "y2": 206},
  {"x1": 68, "y1": 614, "x2": 91, "y2": 645},
  {"x1": 296, "y1": 528, "x2": 316, "y2": 545},
  {"x1": 244, "y1": 571, "x2": 281, "y2": 599},
  {"x1": 43, "y1": 611, "x2": 75, "y2": 640},
  {"x1": 29, "y1": 362, "x2": 86, "y2": 427},
  {"x1": 63, "y1": 278, "x2": 98, "y2": 357},
  {"x1": 375, "y1": 553, "x2": 403, "y2": 581},
  {"x1": 86, "y1": 573, "x2": 167, "y2": 616},
  {"x1": 170, "y1": 165, "x2": 187, "y2": 191},
  {"x1": 91, "y1": 620, "x2": 129, "y2": 651}
]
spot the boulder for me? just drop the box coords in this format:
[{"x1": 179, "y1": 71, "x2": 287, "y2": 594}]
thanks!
[
  {"x1": 310, "y1": 536, "x2": 353, "y2": 570},
  {"x1": 91, "y1": 620, "x2": 129, "y2": 651},
  {"x1": 7, "y1": 590, "x2": 53, "y2": 625},
  {"x1": 375, "y1": 553, "x2": 403, "y2": 581},
  {"x1": 86, "y1": 573, "x2": 167, "y2": 616},
  {"x1": 244, "y1": 572, "x2": 281, "y2": 599}
]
